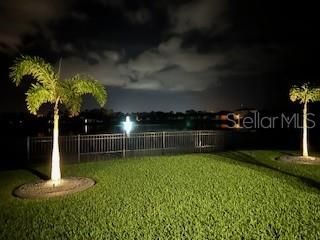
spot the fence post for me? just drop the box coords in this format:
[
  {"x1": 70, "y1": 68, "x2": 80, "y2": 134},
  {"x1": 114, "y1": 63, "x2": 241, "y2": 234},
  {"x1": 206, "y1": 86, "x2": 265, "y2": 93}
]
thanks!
[
  {"x1": 193, "y1": 130, "x2": 198, "y2": 153},
  {"x1": 77, "y1": 134, "x2": 81, "y2": 162},
  {"x1": 212, "y1": 131, "x2": 216, "y2": 152},
  {"x1": 163, "y1": 131, "x2": 166, "y2": 149},
  {"x1": 162, "y1": 131, "x2": 166, "y2": 154},
  {"x1": 199, "y1": 131, "x2": 202, "y2": 153},
  {"x1": 26, "y1": 136, "x2": 30, "y2": 163},
  {"x1": 122, "y1": 133, "x2": 126, "y2": 157}
]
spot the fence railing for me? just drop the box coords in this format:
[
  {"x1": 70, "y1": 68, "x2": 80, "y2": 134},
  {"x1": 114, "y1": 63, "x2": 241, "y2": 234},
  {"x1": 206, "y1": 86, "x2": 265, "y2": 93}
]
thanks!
[{"x1": 28, "y1": 130, "x2": 229, "y2": 162}]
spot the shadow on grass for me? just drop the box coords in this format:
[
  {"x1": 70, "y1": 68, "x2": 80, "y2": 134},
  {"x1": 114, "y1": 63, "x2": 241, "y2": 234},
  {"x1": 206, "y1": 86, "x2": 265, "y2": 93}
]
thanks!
[
  {"x1": 24, "y1": 167, "x2": 49, "y2": 180},
  {"x1": 216, "y1": 151, "x2": 320, "y2": 192}
]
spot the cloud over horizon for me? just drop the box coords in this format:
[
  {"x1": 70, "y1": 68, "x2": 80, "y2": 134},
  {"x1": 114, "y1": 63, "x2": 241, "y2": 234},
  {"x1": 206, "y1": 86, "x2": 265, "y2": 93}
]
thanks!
[
  {"x1": 1, "y1": 0, "x2": 317, "y2": 111},
  {"x1": 60, "y1": 36, "x2": 277, "y2": 93},
  {"x1": 60, "y1": 37, "x2": 226, "y2": 92}
]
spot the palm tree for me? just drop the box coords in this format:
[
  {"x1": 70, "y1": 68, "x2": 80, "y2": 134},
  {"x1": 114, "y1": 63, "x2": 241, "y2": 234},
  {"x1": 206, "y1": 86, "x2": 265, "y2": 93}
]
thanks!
[
  {"x1": 10, "y1": 56, "x2": 107, "y2": 182},
  {"x1": 289, "y1": 83, "x2": 319, "y2": 158}
]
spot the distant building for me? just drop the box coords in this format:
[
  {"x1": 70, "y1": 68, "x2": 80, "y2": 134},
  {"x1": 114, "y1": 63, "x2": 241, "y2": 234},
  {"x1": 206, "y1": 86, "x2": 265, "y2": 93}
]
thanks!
[
  {"x1": 233, "y1": 108, "x2": 258, "y2": 129},
  {"x1": 213, "y1": 111, "x2": 234, "y2": 129},
  {"x1": 212, "y1": 109, "x2": 258, "y2": 129}
]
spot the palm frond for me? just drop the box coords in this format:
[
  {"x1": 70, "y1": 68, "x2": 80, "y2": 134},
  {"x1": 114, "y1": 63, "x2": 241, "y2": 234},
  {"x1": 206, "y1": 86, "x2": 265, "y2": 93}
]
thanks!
[
  {"x1": 308, "y1": 88, "x2": 320, "y2": 102},
  {"x1": 289, "y1": 85, "x2": 303, "y2": 103},
  {"x1": 289, "y1": 83, "x2": 320, "y2": 104},
  {"x1": 60, "y1": 74, "x2": 107, "y2": 116},
  {"x1": 25, "y1": 84, "x2": 54, "y2": 115},
  {"x1": 10, "y1": 56, "x2": 107, "y2": 117},
  {"x1": 64, "y1": 96, "x2": 82, "y2": 117},
  {"x1": 9, "y1": 56, "x2": 57, "y2": 88},
  {"x1": 70, "y1": 74, "x2": 107, "y2": 106},
  {"x1": 59, "y1": 80, "x2": 81, "y2": 116}
]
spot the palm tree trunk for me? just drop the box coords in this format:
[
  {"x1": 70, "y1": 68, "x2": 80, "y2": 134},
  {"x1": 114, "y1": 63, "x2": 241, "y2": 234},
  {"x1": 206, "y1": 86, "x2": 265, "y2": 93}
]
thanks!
[
  {"x1": 51, "y1": 103, "x2": 61, "y2": 181},
  {"x1": 302, "y1": 102, "x2": 309, "y2": 158}
]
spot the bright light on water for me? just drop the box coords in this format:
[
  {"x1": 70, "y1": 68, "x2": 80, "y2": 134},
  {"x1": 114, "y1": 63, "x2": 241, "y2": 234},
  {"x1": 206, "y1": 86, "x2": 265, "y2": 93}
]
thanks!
[{"x1": 123, "y1": 116, "x2": 133, "y2": 135}]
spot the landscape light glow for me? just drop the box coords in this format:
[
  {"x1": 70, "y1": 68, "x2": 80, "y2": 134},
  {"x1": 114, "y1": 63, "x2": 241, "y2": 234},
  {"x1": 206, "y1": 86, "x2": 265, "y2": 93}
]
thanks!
[
  {"x1": 123, "y1": 116, "x2": 133, "y2": 135},
  {"x1": 51, "y1": 111, "x2": 61, "y2": 182}
]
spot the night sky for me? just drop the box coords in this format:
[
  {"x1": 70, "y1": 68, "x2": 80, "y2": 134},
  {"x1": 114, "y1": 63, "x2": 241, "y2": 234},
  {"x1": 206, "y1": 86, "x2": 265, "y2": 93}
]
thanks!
[{"x1": 1, "y1": 0, "x2": 320, "y2": 113}]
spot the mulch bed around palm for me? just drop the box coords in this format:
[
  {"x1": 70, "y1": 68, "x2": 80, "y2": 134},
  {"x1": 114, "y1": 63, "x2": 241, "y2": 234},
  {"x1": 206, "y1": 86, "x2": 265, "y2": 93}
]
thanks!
[
  {"x1": 278, "y1": 155, "x2": 320, "y2": 165},
  {"x1": 13, "y1": 177, "x2": 95, "y2": 199}
]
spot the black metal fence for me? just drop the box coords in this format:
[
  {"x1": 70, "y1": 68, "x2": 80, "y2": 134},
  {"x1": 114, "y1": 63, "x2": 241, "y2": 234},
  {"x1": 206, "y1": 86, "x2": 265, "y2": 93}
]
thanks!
[{"x1": 28, "y1": 130, "x2": 232, "y2": 163}]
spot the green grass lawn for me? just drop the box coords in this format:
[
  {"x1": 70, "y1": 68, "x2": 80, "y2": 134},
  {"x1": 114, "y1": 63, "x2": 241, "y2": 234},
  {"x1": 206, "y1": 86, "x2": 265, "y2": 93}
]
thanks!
[{"x1": 1, "y1": 151, "x2": 320, "y2": 239}]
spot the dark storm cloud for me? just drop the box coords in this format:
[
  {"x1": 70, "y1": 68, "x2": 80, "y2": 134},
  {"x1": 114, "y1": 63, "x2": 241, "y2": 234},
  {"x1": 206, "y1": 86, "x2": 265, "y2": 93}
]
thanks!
[
  {"x1": 60, "y1": 37, "x2": 223, "y2": 91},
  {"x1": 0, "y1": 0, "x2": 160, "y2": 55},
  {"x1": 0, "y1": 0, "x2": 74, "y2": 53},
  {"x1": 1, "y1": 0, "x2": 319, "y2": 112},
  {"x1": 168, "y1": 0, "x2": 230, "y2": 34},
  {"x1": 60, "y1": 37, "x2": 280, "y2": 94},
  {"x1": 124, "y1": 8, "x2": 152, "y2": 25},
  {"x1": 49, "y1": 0, "x2": 241, "y2": 94}
]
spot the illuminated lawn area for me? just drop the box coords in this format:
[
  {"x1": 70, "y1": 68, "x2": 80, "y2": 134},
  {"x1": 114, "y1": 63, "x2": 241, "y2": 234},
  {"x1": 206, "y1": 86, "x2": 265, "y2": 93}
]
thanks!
[{"x1": 1, "y1": 151, "x2": 320, "y2": 239}]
